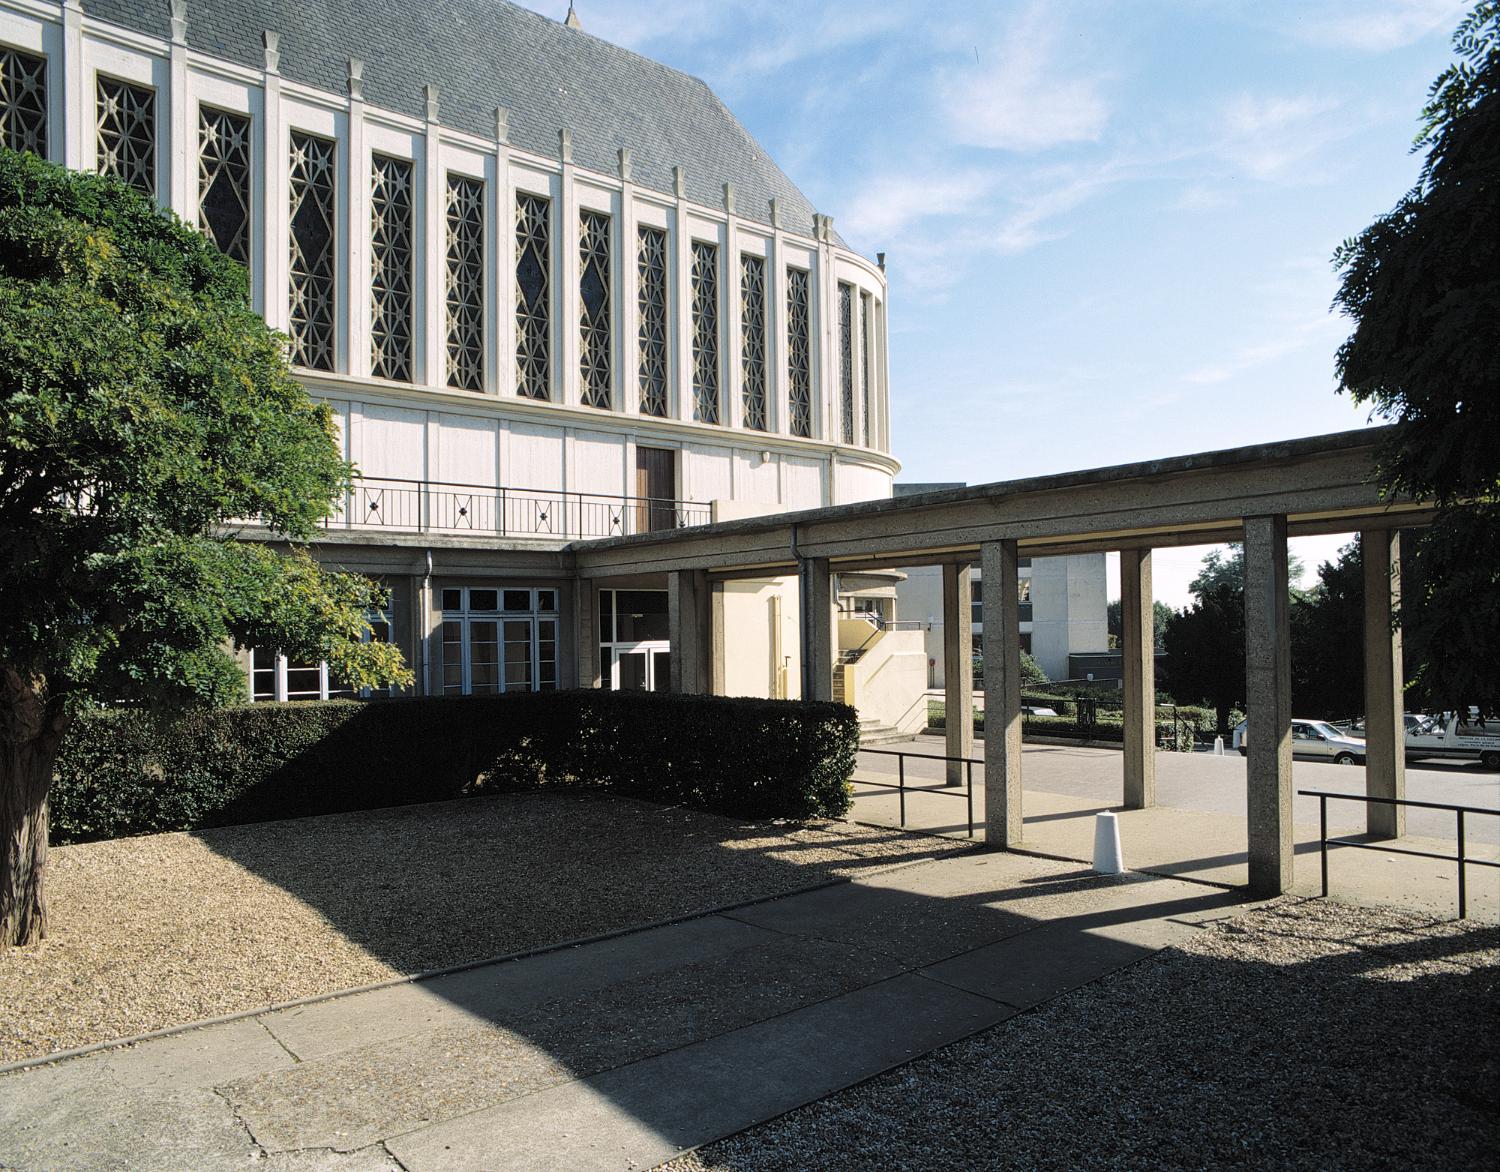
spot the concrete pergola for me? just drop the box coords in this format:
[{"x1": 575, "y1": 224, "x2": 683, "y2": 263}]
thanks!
[{"x1": 570, "y1": 428, "x2": 1431, "y2": 895}]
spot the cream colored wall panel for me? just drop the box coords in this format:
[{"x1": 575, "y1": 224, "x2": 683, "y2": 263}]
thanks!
[
  {"x1": 782, "y1": 455, "x2": 825, "y2": 510},
  {"x1": 685, "y1": 444, "x2": 733, "y2": 503},
  {"x1": 733, "y1": 451, "x2": 781, "y2": 506},
  {"x1": 504, "y1": 421, "x2": 564, "y2": 491},
  {"x1": 436, "y1": 413, "x2": 499, "y2": 486},
  {"x1": 572, "y1": 430, "x2": 628, "y2": 497},
  {"x1": 357, "y1": 403, "x2": 427, "y2": 480},
  {"x1": 834, "y1": 461, "x2": 893, "y2": 505}
]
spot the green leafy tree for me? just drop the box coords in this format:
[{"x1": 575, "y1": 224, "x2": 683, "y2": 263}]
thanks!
[
  {"x1": 1289, "y1": 542, "x2": 1366, "y2": 719},
  {"x1": 1332, "y1": 2, "x2": 1500, "y2": 713},
  {"x1": 1162, "y1": 583, "x2": 1245, "y2": 734},
  {"x1": 1187, "y1": 545, "x2": 1306, "y2": 600},
  {"x1": 1106, "y1": 598, "x2": 1172, "y2": 652},
  {"x1": 0, "y1": 150, "x2": 411, "y2": 946},
  {"x1": 1020, "y1": 650, "x2": 1049, "y2": 688}
]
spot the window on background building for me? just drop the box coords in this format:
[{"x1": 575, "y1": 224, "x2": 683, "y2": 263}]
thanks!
[
  {"x1": 250, "y1": 600, "x2": 395, "y2": 702},
  {"x1": 691, "y1": 240, "x2": 720, "y2": 423},
  {"x1": 637, "y1": 225, "x2": 668, "y2": 417},
  {"x1": 1, "y1": 46, "x2": 48, "y2": 155},
  {"x1": 598, "y1": 589, "x2": 670, "y2": 692},
  {"x1": 971, "y1": 579, "x2": 982, "y2": 627},
  {"x1": 445, "y1": 173, "x2": 485, "y2": 391},
  {"x1": 786, "y1": 266, "x2": 812, "y2": 438},
  {"x1": 515, "y1": 191, "x2": 551, "y2": 399},
  {"x1": 579, "y1": 209, "x2": 612, "y2": 408},
  {"x1": 740, "y1": 254, "x2": 767, "y2": 431},
  {"x1": 198, "y1": 106, "x2": 251, "y2": 267},
  {"x1": 288, "y1": 130, "x2": 337, "y2": 370},
  {"x1": 440, "y1": 587, "x2": 558, "y2": 695},
  {"x1": 370, "y1": 153, "x2": 414, "y2": 381},
  {"x1": 860, "y1": 291, "x2": 873, "y2": 448},
  {"x1": 838, "y1": 282, "x2": 854, "y2": 445},
  {"x1": 96, "y1": 75, "x2": 155, "y2": 196}
]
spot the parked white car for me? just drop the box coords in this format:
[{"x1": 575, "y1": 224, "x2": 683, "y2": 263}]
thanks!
[
  {"x1": 1233, "y1": 719, "x2": 1367, "y2": 765},
  {"x1": 1405, "y1": 713, "x2": 1500, "y2": 770}
]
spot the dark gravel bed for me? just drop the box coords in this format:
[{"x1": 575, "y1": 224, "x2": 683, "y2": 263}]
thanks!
[{"x1": 667, "y1": 897, "x2": 1498, "y2": 1171}]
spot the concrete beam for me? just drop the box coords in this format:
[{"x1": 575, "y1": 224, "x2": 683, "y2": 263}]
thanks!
[
  {"x1": 798, "y1": 557, "x2": 834, "y2": 702},
  {"x1": 1362, "y1": 530, "x2": 1406, "y2": 839},
  {"x1": 710, "y1": 580, "x2": 727, "y2": 695},
  {"x1": 1120, "y1": 548, "x2": 1155, "y2": 809},
  {"x1": 1243, "y1": 514, "x2": 1292, "y2": 895},
  {"x1": 942, "y1": 563, "x2": 975, "y2": 786},
  {"x1": 981, "y1": 540, "x2": 1023, "y2": 847},
  {"x1": 668, "y1": 570, "x2": 709, "y2": 693},
  {"x1": 574, "y1": 578, "x2": 600, "y2": 689}
]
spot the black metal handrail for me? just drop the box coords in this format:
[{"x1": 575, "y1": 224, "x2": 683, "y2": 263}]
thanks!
[
  {"x1": 1300, "y1": 789, "x2": 1500, "y2": 919},
  {"x1": 321, "y1": 476, "x2": 713, "y2": 540},
  {"x1": 854, "y1": 747, "x2": 978, "y2": 838}
]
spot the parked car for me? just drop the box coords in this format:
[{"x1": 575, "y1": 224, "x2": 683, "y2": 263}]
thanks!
[
  {"x1": 1405, "y1": 712, "x2": 1500, "y2": 770},
  {"x1": 1233, "y1": 718, "x2": 1367, "y2": 765},
  {"x1": 1022, "y1": 705, "x2": 1059, "y2": 717}
]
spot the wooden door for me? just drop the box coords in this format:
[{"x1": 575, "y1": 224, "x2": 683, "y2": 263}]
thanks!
[{"x1": 635, "y1": 446, "x2": 676, "y2": 533}]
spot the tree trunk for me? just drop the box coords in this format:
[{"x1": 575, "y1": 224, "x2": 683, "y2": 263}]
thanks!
[{"x1": 1, "y1": 667, "x2": 69, "y2": 947}]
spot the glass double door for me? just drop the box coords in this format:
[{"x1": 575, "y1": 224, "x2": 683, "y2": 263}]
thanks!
[{"x1": 609, "y1": 645, "x2": 670, "y2": 691}]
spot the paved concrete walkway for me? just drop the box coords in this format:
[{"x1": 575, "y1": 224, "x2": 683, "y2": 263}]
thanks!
[
  {"x1": 852, "y1": 740, "x2": 1500, "y2": 921},
  {"x1": 0, "y1": 852, "x2": 1248, "y2": 1171}
]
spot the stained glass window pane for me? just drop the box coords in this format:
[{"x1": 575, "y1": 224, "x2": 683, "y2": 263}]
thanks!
[
  {"x1": 861, "y1": 291, "x2": 874, "y2": 448},
  {"x1": 198, "y1": 106, "x2": 251, "y2": 267},
  {"x1": 516, "y1": 192, "x2": 551, "y2": 400},
  {"x1": 691, "y1": 240, "x2": 720, "y2": 424},
  {"x1": 0, "y1": 47, "x2": 48, "y2": 156},
  {"x1": 446, "y1": 174, "x2": 485, "y2": 391},
  {"x1": 637, "y1": 226, "x2": 668, "y2": 417},
  {"x1": 288, "y1": 131, "x2": 337, "y2": 371},
  {"x1": 838, "y1": 282, "x2": 855, "y2": 445},
  {"x1": 96, "y1": 76, "x2": 155, "y2": 196},
  {"x1": 787, "y1": 267, "x2": 812, "y2": 438},
  {"x1": 579, "y1": 209, "x2": 612, "y2": 409},
  {"x1": 370, "y1": 153, "x2": 414, "y2": 382},
  {"x1": 740, "y1": 254, "x2": 767, "y2": 431}
]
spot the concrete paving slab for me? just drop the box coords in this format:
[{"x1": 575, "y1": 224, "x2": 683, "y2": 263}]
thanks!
[
  {"x1": 101, "y1": 1016, "x2": 295, "y2": 1090},
  {"x1": 385, "y1": 972, "x2": 1011, "y2": 1172},
  {"x1": 920, "y1": 922, "x2": 1160, "y2": 1008},
  {"x1": 226, "y1": 934, "x2": 904, "y2": 1153},
  {"x1": 262, "y1": 913, "x2": 778, "y2": 1061}
]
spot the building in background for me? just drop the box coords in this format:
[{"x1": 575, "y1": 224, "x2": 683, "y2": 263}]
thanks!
[
  {"x1": 0, "y1": 0, "x2": 899, "y2": 701},
  {"x1": 892, "y1": 485, "x2": 1109, "y2": 688}
]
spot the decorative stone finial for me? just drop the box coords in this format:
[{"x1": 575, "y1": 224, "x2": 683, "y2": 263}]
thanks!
[
  {"x1": 673, "y1": 166, "x2": 686, "y2": 199},
  {"x1": 347, "y1": 58, "x2": 364, "y2": 99},
  {"x1": 495, "y1": 107, "x2": 510, "y2": 144},
  {"x1": 877, "y1": 251, "x2": 887, "y2": 271},
  {"x1": 424, "y1": 84, "x2": 439, "y2": 122},
  {"x1": 769, "y1": 197, "x2": 781, "y2": 229},
  {"x1": 169, "y1": 0, "x2": 187, "y2": 44},
  {"x1": 262, "y1": 31, "x2": 280, "y2": 74},
  {"x1": 618, "y1": 148, "x2": 632, "y2": 181},
  {"x1": 564, "y1": 2, "x2": 582, "y2": 30},
  {"x1": 723, "y1": 182, "x2": 735, "y2": 213},
  {"x1": 559, "y1": 128, "x2": 572, "y2": 163}
]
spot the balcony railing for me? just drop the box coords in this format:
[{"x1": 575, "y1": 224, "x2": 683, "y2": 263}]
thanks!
[{"x1": 321, "y1": 477, "x2": 713, "y2": 540}]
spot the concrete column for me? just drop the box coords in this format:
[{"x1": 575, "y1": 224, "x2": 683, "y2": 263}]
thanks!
[
  {"x1": 942, "y1": 563, "x2": 975, "y2": 786},
  {"x1": 1243, "y1": 515, "x2": 1293, "y2": 895},
  {"x1": 574, "y1": 578, "x2": 600, "y2": 689},
  {"x1": 798, "y1": 557, "x2": 834, "y2": 702},
  {"x1": 710, "y1": 580, "x2": 727, "y2": 695},
  {"x1": 669, "y1": 570, "x2": 710, "y2": 693},
  {"x1": 981, "y1": 540, "x2": 1023, "y2": 847},
  {"x1": 1362, "y1": 530, "x2": 1406, "y2": 839},
  {"x1": 1121, "y1": 548, "x2": 1156, "y2": 809}
]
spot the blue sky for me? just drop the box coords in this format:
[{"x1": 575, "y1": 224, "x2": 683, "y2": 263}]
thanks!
[{"x1": 522, "y1": 1, "x2": 1467, "y2": 603}]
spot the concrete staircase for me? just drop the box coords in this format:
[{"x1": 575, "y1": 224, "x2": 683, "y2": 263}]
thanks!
[{"x1": 859, "y1": 718, "x2": 912, "y2": 746}]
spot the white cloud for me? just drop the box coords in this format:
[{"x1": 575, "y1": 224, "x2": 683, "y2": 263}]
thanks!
[
  {"x1": 1209, "y1": 91, "x2": 1350, "y2": 182},
  {"x1": 937, "y1": 1, "x2": 1109, "y2": 151},
  {"x1": 1286, "y1": 0, "x2": 1468, "y2": 52},
  {"x1": 838, "y1": 170, "x2": 998, "y2": 242}
]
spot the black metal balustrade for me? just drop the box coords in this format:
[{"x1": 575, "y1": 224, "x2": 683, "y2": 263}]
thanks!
[{"x1": 321, "y1": 477, "x2": 712, "y2": 540}]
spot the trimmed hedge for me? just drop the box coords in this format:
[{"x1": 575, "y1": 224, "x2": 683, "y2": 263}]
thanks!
[{"x1": 50, "y1": 691, "x2": 859, "y2": 845}]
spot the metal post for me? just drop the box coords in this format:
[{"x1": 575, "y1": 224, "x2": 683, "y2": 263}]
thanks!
[
  {"x1": 1320, "y1": 794, "x2": 1328, "y2": 898},
  {"x1": 1457, "y1": 809, "x2": 1467, "y2": 919},
  {"x1": 966, "y1": 759, "x2": 974, "y2": 838},
  {"x1": 898, "y1": 753, "x2": 906, "y2": 828}
]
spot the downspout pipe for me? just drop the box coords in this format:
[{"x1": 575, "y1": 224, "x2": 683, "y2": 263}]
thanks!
[{"x1": 421, "y1": 549, "x2": 433, "y2": 696}]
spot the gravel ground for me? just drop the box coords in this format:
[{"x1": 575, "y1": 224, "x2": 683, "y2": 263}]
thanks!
[
  {"x1": 0, "y1": 792, "x2": 967, "y2": 1064},
  {"x1": 667, "y1": 898, "x2": 1499, "y2": 1171}
]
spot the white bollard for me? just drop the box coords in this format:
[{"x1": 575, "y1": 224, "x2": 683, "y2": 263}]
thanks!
[
  {"x1": 1093, "y1": 811, "x2": 1126, "y2": 875},
  {"x1": 1213, "y1": 736, "x2": 1225, "y2": 756}
]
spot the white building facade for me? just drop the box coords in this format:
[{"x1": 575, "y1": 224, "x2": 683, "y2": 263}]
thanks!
[{"x1": 0, "y1": 0, "x2": 899, "y2": 700}]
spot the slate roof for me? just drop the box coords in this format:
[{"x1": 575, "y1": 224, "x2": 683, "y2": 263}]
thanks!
[{"x1": 79, "y1": 0, "x2": 840, "y2": 242}]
